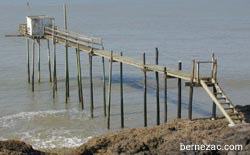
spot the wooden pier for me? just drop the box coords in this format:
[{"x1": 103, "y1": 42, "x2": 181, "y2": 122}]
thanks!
[{"x1": 14, "y1": 9, "x2": 244, "y2": 128}]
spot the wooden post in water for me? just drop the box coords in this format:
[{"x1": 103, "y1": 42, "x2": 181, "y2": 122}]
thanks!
[
  {"x1": 155, "y1": 48, "x2": 160, "y2": 125},
  {"x1": 211, "y1": 53, "x2": 216, "y2": 119},
  {"x1": 26, "y1": 38, "x2": 30, "y2": 84},
  {"x1": 212, "y1": 86, "x2": 217, "y2": 119},
  {"x1": 76, "y1": 45, "x2": 84, "y2": 109},
  {"x1": 37, "y1": 39, "x2": 41, "y2": 83},
  {"x1": 52, "y1": 20, "x2": 57, "y2": 98},
  {"x1": 188, "y1": 60, "x2": 195, "y2": 120},
  {"x1": 89, "y1": 50, "x2": 94, "y2": 118},
  {"x1": 47, "y1": 40, "x2": 52, "y2": 83},
  {"x1": 102, "y1": 56, "x2": 107, "y2": 117},
  {"x1": 32, "y1": 39, "x2": 35, "y2": 92},
  {"x1": 64, "y1": 3, "x2": 70, "y2": 103},
  {"x1": 177, "y1": 61, "x2": 182, "y2": 119},
  {"x1": 143, "y1": 52, "x2": 147, "y2": 127},
  {"x1": 163, "y1": 67, "x2": 168, "y2": 122},
  {"x1": 120, "y1": 52, "x2": 124, "y2": 128},
  {"x1": 107, "y1": 51, "x2": 113, "y2": 129},
  {"x1": 65, "y1": 40, "x2": 70, "y2": 103}
]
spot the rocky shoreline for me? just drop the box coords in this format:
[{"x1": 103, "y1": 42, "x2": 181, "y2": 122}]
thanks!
[{"x1": 1, "y1": 105, "x2": 250, "y2": 155}]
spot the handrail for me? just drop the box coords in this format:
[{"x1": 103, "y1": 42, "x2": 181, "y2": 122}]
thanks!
[{"x1": 44, "y1": 27, "x2": 103, "y2": 47}]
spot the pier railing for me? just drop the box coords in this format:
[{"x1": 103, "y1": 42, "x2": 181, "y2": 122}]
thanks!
[{"x1": 44, "y1": 27, "x2": 103, "y2": 50}]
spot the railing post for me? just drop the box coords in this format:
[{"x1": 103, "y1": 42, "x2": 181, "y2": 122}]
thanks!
[
  {"x1": 163, "y1": 67, "x2": 168, "y2": 122},
  {"x1": 155, "y1": 48, "x2": 160, "y2": 125},
  {"x1": 143, "y1": 52, "x2": 147, "y2": 127},
  {"x1": 189, "y1": 60, "x2": 195, "y2": 120},
  {"x1": 177, "y1": 61, "x2": 182, "y2": 119}
]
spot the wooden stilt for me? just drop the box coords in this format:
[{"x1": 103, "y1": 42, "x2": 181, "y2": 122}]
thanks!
[
  {"x1": 120, "y1": 52, "x2": 124, "y2": 128},
  {"x1": 211, "y1": 53, "x2": 216, "y2": 119},
  {"x1": 188, "y1": 60, "x2": 195, "y2": 120},
  {"x1": 89, "y1": 51, "x2": 94, "y2": 118},
  {"x1": 155, "y1": 48, "x2": 160, "y2": 125},
  {"x1": 164, "y1": 67, "x2": 168, "y2": 122},
  {"x1": 65, "y1": 41, "x2": 70, "y2": 103},
  {"x1": 64, "y1": 3, "x2": 70, "y2": 102},
  {"x1": 102, "y1": 57, "x2": 107, "y2": 117},
  {"x1": 47, "y1": 40, "x2": 52, "y2": 83},
  {"x1": 212, "y1": 86, "x2": 216, "y2": 119},
  {"x1": 37, "y1": 39, "x2": 41, "y2": 83},
  {"x1": 76, "y1": 45, "x2": 84, "y2": 109},
  {"x1": 53, "y1": 42, "x2": 57, "y2": 98},
  {"x1": 52, "y1": 20, "x2": 57, "y2": 95},
  {"x1": 32, "y1": 39, "x2": 35, "y2": 92},
  {"x1": 26, "y1": 38, "x2": 30, "y2": 84},
  {"x1": 107, "y1": 51, "x2": 113, "y2": 129},
  {"x1": 76, "y1": 48, "x2": 80, "y2": 102},
  {"x1": 177, "y1": 61, "x2": 182, "y2": 119},
  {"x1": 143, "y1": 52, "x2": 147, "y2": 127}
]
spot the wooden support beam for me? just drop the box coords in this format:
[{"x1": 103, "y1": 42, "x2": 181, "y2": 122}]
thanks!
[
  {"x1": 107, "y1": 51, "x2": 113, "y2": 129},
  {"x1": 64, "y1": 3, "x2": 70, "y2": 103},
  {"x1": 188, "y1": 60, "x2": 195, "y2": 120},
  {"x1": 164, "y1": 67, "x2": 168, "y2": 122},
  {"x1": 47, "y1": 40, "x2": 52, "y2": 83},
  {"x1": 155, "y1": 48, "x2": 160, "y2": 125},
  {"x1": 102, "y1": 57, "x2": 107, "y2": 117},
  {"x1": 65, "y1": 40, "x2": 70, "y2": 103},
  {"x1": 89, "y1": 50, "x2": 94, "y2": 118},
  {"x1": 212, "y1": 85, "x2": 217, "y2": 119},
  {"x1": 76, "y1": 45, "x2": 84, "y2": 109},
  {"x1": 53, "y1": 39, "x2": 57, "y2": 98},
  {"x1": 143, "y1": 52, "x2": 147, "y2": 127},
  {"x1": 177, "y1": 61, "x2": 182, "y2": 119},
  {"x1": 120, "y1": 52, "x2": 124, "y2": 128},
  {"x1": 26, "y1": 38, "x2": 30, "y2": 84},
  {"x1": 32, "y1": 39, "x2": 35, "y2": 92},
  {"x1": 37, "y1": 39, "x2": 41, "y2": 83}
]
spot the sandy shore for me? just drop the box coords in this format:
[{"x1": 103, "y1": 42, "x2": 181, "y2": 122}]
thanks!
[{"x1": 1, "y1": 105, "x2": 249, "y2": 155}]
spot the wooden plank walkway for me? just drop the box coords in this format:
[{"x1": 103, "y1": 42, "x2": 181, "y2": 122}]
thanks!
[{"x1": 43, "y1": 27, "x2": 192, "y2": 81}]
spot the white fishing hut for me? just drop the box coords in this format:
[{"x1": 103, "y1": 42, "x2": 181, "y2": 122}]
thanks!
[{"x1": 26, "y1": 15, "x2": 54, "y2": 36}]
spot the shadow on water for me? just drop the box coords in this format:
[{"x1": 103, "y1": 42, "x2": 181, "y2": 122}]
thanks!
[{"x1": 110, "y1": 74, "x2": 211, "y2": 117}]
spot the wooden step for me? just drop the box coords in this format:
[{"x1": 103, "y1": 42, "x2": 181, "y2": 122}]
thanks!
[
  {"x1": 217, "y1": 97, "x2": 226, "y2": 100},
  {"x1": 220, "y1": 102, "x2": 230, "y2": 105},
  {"x1": 224, "y1": 107, "x2": 234, "y2": 111},
  {"x1": 214, "y1": 92, "x2": 222, "y2": 95}
]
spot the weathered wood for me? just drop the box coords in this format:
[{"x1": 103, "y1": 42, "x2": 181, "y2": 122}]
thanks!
[
  {"x1": 53, "y1": 41, "x2": 57, "y2": 98},
  {"x1": 177, "y1": 61, "x2": 182, "y2": 119},
  {"x1": 26, "y1": 38, "x2": 30, "y2": 84},
  {"x1": 188, "y1": 60, "x2": 195, "y2": 120},
  {"x1": 32, "y1": 39, "x2": 35, "y2": 92},
  {"x1": 164, "y1": 67, "x2": 168, "y2": 122},
  {"x1": 143, "y1": 52, "x2": 147, "y2": 127},
  {"x1": 43, "y1": 28, "x2": 192, "y2": 81},
  {"x1": 65, "y1": 40, "x2": 69, "y2": 103},
  {"x1": 37, "y1": 39, "x2": 41, "y2": 83},
  {"x1": 76, "y1": 45, "x2": 84, "y2": 109},
  {"x1": 120, "y1": 52, "x2": 124, "y2": 128},
  {"x1": 107, "y1": 51, "x2": 113, "y2": 129},
  {"x1": 89, "y1": 50, "x2": 94, "y2": 118},
  {"x1": 47, "y1": 40, "x2": 52, "y2": 82},
  {"x1": 64, "y1": 3, "x2": 70, "y2": 102},
  {"x1": 52, "y1": 20, "x2": 57, "y2": 95},
  {"x1": 102, "y1": 57, "x2": 107, "y2": 117},
  {"x1": 200, "y1": 80, "x2": 235, "y2": 126},
  {"x1": 155, "y1": 48, "x2": 160, "y2": 125},
  {"x1": 212, "y1": 86, "x2": 217, "y2": 119},
  {"x1": 76, "y1": 48, "x2": 80, "y2": 102}
]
